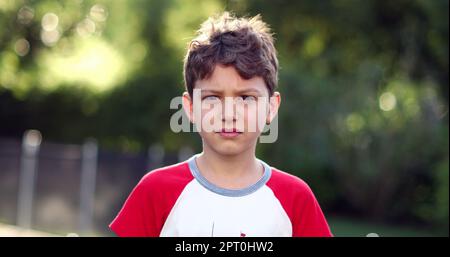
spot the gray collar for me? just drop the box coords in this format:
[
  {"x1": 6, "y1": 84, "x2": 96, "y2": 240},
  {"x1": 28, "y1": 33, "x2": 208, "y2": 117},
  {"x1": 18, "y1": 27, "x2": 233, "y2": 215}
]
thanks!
[{"x1": 187, "y1": 154, "x2": 272, "y2": 197}]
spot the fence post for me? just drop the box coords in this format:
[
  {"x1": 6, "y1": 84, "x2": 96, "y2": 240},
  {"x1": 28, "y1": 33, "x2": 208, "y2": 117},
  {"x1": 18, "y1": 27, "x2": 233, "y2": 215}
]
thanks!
[
  {"x1": 17, "y1": 129, "x2": 42, "y2": 229},
  {"x1": 79, "y1": 138, "x2": 98, "y2": 235},
  {"x1": 147, "y1": 144, "x2": 164, "y2": 170},
  {"x1": 178, "y1": 146, "x2": 194, "y2": 162}
]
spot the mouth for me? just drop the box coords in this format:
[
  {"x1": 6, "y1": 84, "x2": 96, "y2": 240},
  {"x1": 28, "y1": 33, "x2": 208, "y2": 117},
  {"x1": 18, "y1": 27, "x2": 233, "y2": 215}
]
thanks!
[{"x1": 215, "y1": 128, "x2": 243, "y2": 138}]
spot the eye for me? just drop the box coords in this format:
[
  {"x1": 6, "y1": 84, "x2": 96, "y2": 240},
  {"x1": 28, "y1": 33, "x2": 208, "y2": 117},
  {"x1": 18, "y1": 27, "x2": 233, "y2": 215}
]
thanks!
[
  {"x1": 240, "y1": 95, "x2": 257, "y2": 101},
  {"x1": 203, "y1": 95, "x2": 220, "y2": 101}
]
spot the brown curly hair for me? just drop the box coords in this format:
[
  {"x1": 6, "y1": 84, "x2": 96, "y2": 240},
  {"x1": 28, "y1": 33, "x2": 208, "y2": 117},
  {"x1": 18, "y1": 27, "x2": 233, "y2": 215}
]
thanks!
[{"x1": 183, "y1": 12, "x2": 279, "y2": 97}]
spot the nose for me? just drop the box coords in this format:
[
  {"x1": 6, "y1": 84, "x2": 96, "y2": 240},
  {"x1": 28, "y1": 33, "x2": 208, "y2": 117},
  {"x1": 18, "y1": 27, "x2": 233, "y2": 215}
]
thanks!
[{"x1": 221, "y1": 97, "x2": 237, "y2": 123}]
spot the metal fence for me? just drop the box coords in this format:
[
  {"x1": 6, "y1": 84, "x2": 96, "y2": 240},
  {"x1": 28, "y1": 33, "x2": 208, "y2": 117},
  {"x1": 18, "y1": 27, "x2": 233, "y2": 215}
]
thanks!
[{"x1": 0, "y1": 130, "x2": 192, "y2": 236}]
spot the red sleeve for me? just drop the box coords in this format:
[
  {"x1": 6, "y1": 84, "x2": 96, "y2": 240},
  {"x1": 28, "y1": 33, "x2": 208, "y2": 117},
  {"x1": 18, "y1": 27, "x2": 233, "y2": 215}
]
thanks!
[
  {"x1": 267, "y1": 169, "x2": 333, "y2": 237},
  {"x1": 293, "y1": 183, "x2": 332, "y2": 237},
  {"x1": 109, "y1": 163, "x2": 193, "y2": 237},
  {"x1": 109, "y1": 175, "x2": 159, "y2": 237}
]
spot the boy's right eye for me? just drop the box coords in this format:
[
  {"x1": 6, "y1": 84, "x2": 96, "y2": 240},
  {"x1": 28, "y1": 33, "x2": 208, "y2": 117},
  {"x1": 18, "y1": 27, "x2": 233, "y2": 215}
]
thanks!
[{"x1": 203, "y1": 95, "x2": 219, "y2": 101}]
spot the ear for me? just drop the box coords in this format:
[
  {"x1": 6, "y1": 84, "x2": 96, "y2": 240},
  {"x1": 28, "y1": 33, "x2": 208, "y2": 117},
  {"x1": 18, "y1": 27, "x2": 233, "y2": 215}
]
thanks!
[
  {"x1": 182, "y1": 92, "x2": 195, "y2": 123},
  {"x1": 266, "y1": 91, "x2": 281, "y2": 124}
]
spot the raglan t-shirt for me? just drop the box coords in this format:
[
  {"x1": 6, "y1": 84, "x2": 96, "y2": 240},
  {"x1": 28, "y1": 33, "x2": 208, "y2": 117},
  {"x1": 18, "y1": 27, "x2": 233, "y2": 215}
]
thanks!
[{"x1": 110, "y1": 154, "x2": 332, "y2": 237}]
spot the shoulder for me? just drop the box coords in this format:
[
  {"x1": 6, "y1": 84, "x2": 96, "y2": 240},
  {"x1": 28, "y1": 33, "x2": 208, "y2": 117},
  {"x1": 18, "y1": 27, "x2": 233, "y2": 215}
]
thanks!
[
  {"x1": 266, "y1": 167, "x2": 314, "y2": 198},
  {"x1": 135, "y1": 161, "x2": 194, "y2": 194},
  {"x1": 110, "y1": 161, "x2": 193, "y2": 237},
  {"x1": 265, "y1": 166, "x2": 333, "y2": 237}
]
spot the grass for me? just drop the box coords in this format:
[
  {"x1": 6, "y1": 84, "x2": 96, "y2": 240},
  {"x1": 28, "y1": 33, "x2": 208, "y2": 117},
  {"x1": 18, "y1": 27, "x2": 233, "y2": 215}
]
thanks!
[
  {"x1": 328, "y1": 216, "x2": 446, "y2": 237},
  {"x1": 1, "y1": 217, "x2": 447, "y2": 237}
]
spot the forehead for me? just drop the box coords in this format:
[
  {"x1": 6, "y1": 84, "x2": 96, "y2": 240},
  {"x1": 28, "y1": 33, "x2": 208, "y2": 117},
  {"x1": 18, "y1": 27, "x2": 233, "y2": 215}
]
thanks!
[{"x1": 195, "y1": 65, "x2": 267, "y2": 95}]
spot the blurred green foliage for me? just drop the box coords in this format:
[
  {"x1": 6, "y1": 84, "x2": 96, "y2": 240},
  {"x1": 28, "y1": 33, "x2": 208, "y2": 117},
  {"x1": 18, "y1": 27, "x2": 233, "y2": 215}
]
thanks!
[{"x1": 0, "y1": 0, "x2": 448, "y2": 233}]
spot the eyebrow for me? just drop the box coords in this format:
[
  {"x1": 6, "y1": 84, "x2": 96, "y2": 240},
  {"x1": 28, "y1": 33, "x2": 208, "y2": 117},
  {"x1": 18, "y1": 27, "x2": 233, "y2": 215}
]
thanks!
[
  {"x1": 235, "y1": 88, "x2": 263, "y2": 95},
  {"x1": 200, "y1": 89, "x2": 222, "y2": 95},
  {"x1": 199, "y1": 88, "x2": 263, "y2": 95}
]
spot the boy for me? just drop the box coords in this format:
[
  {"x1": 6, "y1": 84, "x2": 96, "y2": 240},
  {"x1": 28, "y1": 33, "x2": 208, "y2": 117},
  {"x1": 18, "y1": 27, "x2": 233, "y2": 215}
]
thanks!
[{"x1": 110, "y1": 12, "x2": 332, "y2": 237}]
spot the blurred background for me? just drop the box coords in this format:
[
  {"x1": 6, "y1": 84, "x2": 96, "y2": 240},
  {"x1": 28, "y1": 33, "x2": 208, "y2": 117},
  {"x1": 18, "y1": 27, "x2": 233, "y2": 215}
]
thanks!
[{"x1": 0, "y1": 0, "x2": 448, "y2": 237}]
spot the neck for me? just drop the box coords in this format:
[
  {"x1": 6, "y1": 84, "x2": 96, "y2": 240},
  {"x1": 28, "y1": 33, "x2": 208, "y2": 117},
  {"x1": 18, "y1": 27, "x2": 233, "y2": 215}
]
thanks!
[{"x1": 196, "y1": 143, "x2": 263, "y2": 189}]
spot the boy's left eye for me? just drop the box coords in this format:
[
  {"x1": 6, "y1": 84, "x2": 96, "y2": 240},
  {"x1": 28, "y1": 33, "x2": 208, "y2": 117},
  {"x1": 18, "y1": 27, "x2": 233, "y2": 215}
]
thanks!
[{"x1": 239, "y1": 95, "x2": 257, "y2": 101}]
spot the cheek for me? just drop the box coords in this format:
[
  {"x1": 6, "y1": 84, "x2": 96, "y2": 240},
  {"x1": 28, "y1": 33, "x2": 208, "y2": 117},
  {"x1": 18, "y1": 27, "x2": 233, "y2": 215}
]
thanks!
[
  {"x1": 241, "y1": 104, "x2": 267, "y2": 133},
  {"x1": 243, "y1": 106, "x2": 255, "y2": 122},
  {"x1": 202, "y1": 108, "x2": 221, "y2": 124},
  {"x1": 197, "y1": 101, "x2": 222, "y2": 128}
]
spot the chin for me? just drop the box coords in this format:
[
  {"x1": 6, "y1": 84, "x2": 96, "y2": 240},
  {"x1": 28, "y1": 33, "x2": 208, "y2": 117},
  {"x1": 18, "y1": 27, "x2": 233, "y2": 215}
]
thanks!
[
  {"x1": 201, "y1": 132, "x2": 259, "y2": 156},
  {"x1": 207, "y1": 139, "x2": 256, "y2": 157},
  {"x1": 213, "y1": 146, "x2": 245, "y2": 156}
]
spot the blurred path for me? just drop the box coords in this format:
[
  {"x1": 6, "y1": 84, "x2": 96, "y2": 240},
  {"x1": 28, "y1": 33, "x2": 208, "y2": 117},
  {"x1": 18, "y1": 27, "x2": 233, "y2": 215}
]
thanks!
[{"x1": 0, "y1": 223, "x2": 59, "y2": 237}]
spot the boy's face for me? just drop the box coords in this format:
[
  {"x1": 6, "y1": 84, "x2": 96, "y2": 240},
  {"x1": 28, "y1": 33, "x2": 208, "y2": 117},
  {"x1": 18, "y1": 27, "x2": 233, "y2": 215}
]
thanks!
[{"x1": 183, "y1": 65, "x2": 280, "y2": 156}]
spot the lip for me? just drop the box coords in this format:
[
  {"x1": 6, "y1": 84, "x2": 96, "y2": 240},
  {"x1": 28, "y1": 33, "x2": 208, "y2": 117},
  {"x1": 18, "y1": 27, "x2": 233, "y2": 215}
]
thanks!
[{"x1": 216, "y1": 129, "x2": 242, "y2": 138}]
